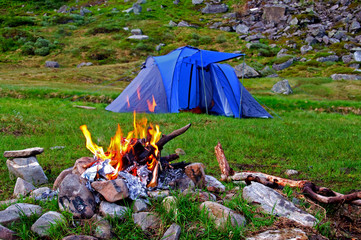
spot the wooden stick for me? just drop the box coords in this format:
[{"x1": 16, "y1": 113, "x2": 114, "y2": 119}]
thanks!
[
  {"x1": 156, "y1": 123, "x2": 191, "y2": 151},
  {"x1": 214, "y1": 142, "x2": 234, "y2": 181}
]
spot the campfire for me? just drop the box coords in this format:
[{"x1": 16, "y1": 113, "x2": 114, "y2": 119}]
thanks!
[{"x1": 78, "y1": 112, "x2": 191, "y2": 200}]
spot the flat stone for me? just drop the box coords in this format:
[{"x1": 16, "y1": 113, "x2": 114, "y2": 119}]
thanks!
[
  {"x1": 169, "y1": 20, "x2": 177, "y2": 27},
  {"x1": 0, "y1": 203, "x2": 42, "y2": 226},
  {"x1": 53, "y1": 168, "x2": 73, "y2": 190},
  {"x1": 72, "y1": 157, "x2": 94, "y2": 175},
  {"x1": 77, "y1": 62, "x2": 93, "y2": 68},
  {"x1": 45, "y1": 61, "x2": 59, "y2": 68},
  {"x1": 331, "y1": 74, "x2": 361, "y2": 81},
  {"x1": 273, "y1": 59, "x2": 293, "y2": 71},
  {"x1": 133, "y1": 199, "x2": 148, "y2": 212},
  {"x1": 234, "y1": 63, "x2": 260, "y2": 78},
  {"x1": 131, "y1": 29, "x2": 142, "y2": 35},
  {"x1": 271, "y1": 80, "x2": 293, "y2": 95},
  {"x1": 162, "y1": 223, "x2": 181, "y2": 240},
  {"x1": 235, "y1": 24, "x2": 249, "y2": 35},
  {"x1": 0, "y1": 224, "x2": 19, "y2": 240},
  {"x1": 205, "y1": 175, "x2": 225, "y2": 193},
  {"x1": 30, "y1": 187, "x2": 57, "y2": 201},
  {"x1": 127, "y1": 35, "x2": 149, "y2": 40},
  {"x1": 243, "y1": 182, "x2": 318, "y2": 227},
  {"x1": 184, "y1": 163, "x2": 206, "y2": 188},
  {"x1": 147, "y1": 190, "x2": 170, "y2": 199},
  {"x1": 285, "y1": 169, "x2": 299, "y2": 176},
  {"x1": 99, "y1": 201, "x2": 128, "y2": 219},
  {"x1": 316, "y1": 55, "x2": 339, "y2": 62},
  {"x1": 200, "y1": 201, "x2": 246, "y2": 229},
  {"x1": 13, "y1": 177, "x2": 35, "y2": 198},
  {"x1": 62, "y1": 235, "x2": 98, "y2": 240},
  {"x1": 342, "y1": 54, "x2": 354, "y2": 64},
  {"x1": 246, "y1": 228, "x2": 308, "y2": 240},
  {"x1": 133, "y1": 212, "x2": 161, "y2": 231},
  {"x1": 4, "y1": 147, "x2": 44, "y2": 158},
  {"x1": 354, "y1": 51, "x2": 361, "y2": 62},
  {"x1": 58, "y1": 174, "x2": 95, "y2": 219},
  {"x1": 192, "y1": 0, "x2": 203, "y2": 4},
  {"x1": 201, "y1": 4, "x2": 228, "y2": 14},
  {"x1": 31, "y1": 211, "x2": 65, "y2": 237},
  {"x1": 6, "y1": 157, "x2": 48, "y2": 185},
  {"x1": 91, "y1": 179, "x2": 129, "y2": 202},
  {"x1": 300, "y1": 45, "x2": 313, "y2": 55},
  {"x1": 177, "y1": 20, "x2": 190, "y2": 27}
]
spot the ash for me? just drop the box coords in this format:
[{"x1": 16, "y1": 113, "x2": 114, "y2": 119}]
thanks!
[
  {"x1": 118, "y1": 171, "x2": 148, "y2": 200},
  {"x1": 157, "y1": 168, "x2": 185, "y2": 189}
]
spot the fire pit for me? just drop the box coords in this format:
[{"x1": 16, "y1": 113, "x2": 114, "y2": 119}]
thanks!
[{"x1": 56, "y1": 113, "x2": 197, "y2": 218}]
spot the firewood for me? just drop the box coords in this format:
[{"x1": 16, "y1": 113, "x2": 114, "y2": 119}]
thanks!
[
  {"x1": 214, "y1": 142, "x2": 234, "y2": 181},
  {"x1": 156, "y1": 123, "x2": 191, "y2": 151},
  {"x1": 160, "y1": 154, "x2": 179, "y2": 162}
]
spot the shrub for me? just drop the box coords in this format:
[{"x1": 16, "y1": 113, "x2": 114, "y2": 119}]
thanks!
[
  {"x1": 88, "y1": 48, "x2": 115, "y2": 62},
  {"x1": 189, "y1": 33, "x2": 200, "y2": 40},
  {"x1": 250, "y1": 43, "x2": 269, "y2": 50},
  {"x1": 134, "y1": 42, "x2": 152, "y2": 51},
  {"x1": 199, "y1": 35, "x2": 212, "y2": 45},
  {"x1": 216, "y1": 34, "x2": 226, "y2": 43},
  {"x1": 34, "y1": 38, "x2": 50, "y2": 48},
  {"x1": 88, "y1": 23, "x2": 122, "y2": 35},
  {"x1": 21, "y1": 41, "x2": 35, "y2": 55},
  {"x1": 34, "y1": 47, "x2": 50, "y2": 56},
  {"x1": 2, "y1": 16, "x2": 35, "y2": 27},
  {"x1": 0, "y1": 36, "x2": 18, "y2": 52}
]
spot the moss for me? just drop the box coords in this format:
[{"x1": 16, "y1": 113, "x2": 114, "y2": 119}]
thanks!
[{"x1": 329, "y1": 42, "x2": 349, "y2": 56}]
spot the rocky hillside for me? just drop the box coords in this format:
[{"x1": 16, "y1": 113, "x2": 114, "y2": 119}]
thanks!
[{"x1": 0, "y1": 0, "x2": 360, "y2": 80}]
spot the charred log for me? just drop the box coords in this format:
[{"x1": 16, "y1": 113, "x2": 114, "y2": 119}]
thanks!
[
  {"x1": 161, "y1": 154, "x2": 180, "y2": 162},
  {"x1": 156, "y1": 123, "x2": 191, "y2": 151}
]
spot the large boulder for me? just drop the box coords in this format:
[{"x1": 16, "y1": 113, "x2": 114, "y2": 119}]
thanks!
[
  {"x1": 271, "y1": 79, "x2": 293, "y2": 95},
  {"x1": 262, "y1": 5, "x2": 286, "y2": 24},
  {"x1": 235, "y1": 24, "x2": 249, "y2": 35},
  {"x1": 234, "y1": 63, "x2": 260, "y2": 78},
  {"x1": 201, "y1": 4, "x2": 228, "y2": 14},
  {"x1": 6, "y1": 156, "x2": 48, "y2": 185},
  {"x1": 243, "y1": 182, "x2": 318, "y2": 227},
  {"x1": 58, "y1": 174, "x2": 95, "y2": 219}
]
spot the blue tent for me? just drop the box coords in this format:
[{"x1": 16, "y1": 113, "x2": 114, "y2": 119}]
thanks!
[{"x1": 106, "y1": 46, "x2": 272, "y2": 118}]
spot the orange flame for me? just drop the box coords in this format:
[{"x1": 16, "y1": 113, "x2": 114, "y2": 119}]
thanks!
[
  {"x1": 80, "y1": 113, "x2": 161, "y2": 181},
  {"x1": 137, "y1": 87, "x2": 141, "y2": 100},
  {"x1": 126, "y1": 96, "x2": 130, "y2": 108},
  {"x1": 147, "y1": 95, "x2": 157, "y2": 112}
]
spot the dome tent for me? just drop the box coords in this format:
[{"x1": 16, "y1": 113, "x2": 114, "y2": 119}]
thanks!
[{"x1": 106, "y1": 46, "x2": 272, "y2": 118}]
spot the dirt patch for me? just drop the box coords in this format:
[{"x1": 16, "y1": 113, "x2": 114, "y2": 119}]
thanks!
[
  {"x1": 313, "y1": 106, "x2": 361, "y2": 115},
  {"x1": 0, "y1": 126, "x2": 23, "y2": 136}
]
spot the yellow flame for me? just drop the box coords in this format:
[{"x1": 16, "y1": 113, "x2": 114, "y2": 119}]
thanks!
[
  {"x1": 147, "y1": 95, "x2": 157, "y2": 112},
  {"x1": 80, "y1": 125, "x2": 108, "y2": 160}
]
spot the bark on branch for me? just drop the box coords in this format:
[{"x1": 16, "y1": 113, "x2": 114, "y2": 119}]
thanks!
[{"x1": 156, "y1": 123, "x2": 191, "y2": 151}]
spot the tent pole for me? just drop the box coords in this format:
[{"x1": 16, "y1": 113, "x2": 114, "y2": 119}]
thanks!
[
  {"x1": 238, "y1": 55, "x2": 245, "y2": 118},
  {"x1": 200, "y1": 51, "x2": 208, "y2": 115}
]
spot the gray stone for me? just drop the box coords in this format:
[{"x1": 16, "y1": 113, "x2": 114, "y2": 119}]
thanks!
[
  {"x1": 127, "y1": 35, "x2": 149, "y2": 40},
  {"x1": 57, "y1": 5, "x2": 69, "y2": 13},
  {"x1": 131, "y1": 29, "x2": 142, "y2": 35},
  {"x1": 4, "y1": 147, "x2": 44, "y2": 158},
  {"x1": 285, "y1": 169, "x2": 299, "y2": 176},
  {"x1": 322, "y1": 35, "x2": 329, "y2": 45},
  {"x1": 277, "y1": 48, "x2": 289, "y2": 58},
  {"x1": 305, "y1": 36, "x2": 317, "y2": 45},
  {"x1": 77, "y1": 62, "x2": 93, "y2": 68},
  {"x1": 133, "y1": 212, "x2": 161, "y2": 231},
  {"x1": 289, "y1": 17, "x2": 298, "y2": 25},
  {"x1": 169, "y1": 175, "x2": 195, "y2": 191},
  {"x1": 245, "y1": 33, "x2": 265, "y2": 42},
  {"x1": 243, "y1": 182, "x2": 318, "y2": 227},
  {"x1": 0, "y1": 224, "x2": 19, "y2": 240},
  {"x1": 201, "y1": 4, "x2": 228, "y2": 14},
  {"x1": 331, "y1": 74, "x2": 361, "y2": 80},
  {"x1": 156, "y1": 43, "x2": 165, "y2": 51},
  {"x1": 329, "y1": 38, "x2": 340, "y2": 44},
  {"x1": 271, "y1": 79, "x2": 293, "y2": 95},
  {"x1": 162, "y1": 223, "x2": 181, "y2": 240},
  {"x1": 58, "y1": 174, "x2": 95, "y2": 219},
  {"x1": 99, "y1": 201, "x2": 128, "y2": 219},
  {"x1": 300, "y1": 45, "x2": 313, "y2": 55},
  {"x1": 220, "y1": 26, "x2": 231, "y2": 32},
  {"x1": 6, "y1": 156, "x2": 48, "y2": 185},
  {"x1": 246, "y1": 228, "x2": 308, "y2": 240},
  {"x1": 354, "y1": 51, "x2": 361, "y2": 62},
  {"x1": 30, "y1": 187, "x2": 56, "y2": 201},
  {"x1": 200, "y1": 201, "x2": 246, "y2": 229},
  {"x1": 175, "y1": 148, "x2": 185, "y2": 155},
  {"x1": 45, "y1": 61, "x2": 59, "y2": 68},
  {"x1": 80, "y1": 7, "x2": 92, "y2": 16},
  {"x1": 123, "y1": 7, "x2": 133, "y2": 13},
  {"x1": 316, "y1": 55, "x2": 339, "y2": 62},
  {"x1": 235, "y1": 24, "x2": 249, "y2": 35},
  {"x1": 350, "y1": 20, "x2": 361, "y2": 32},
  {"x1": 13, "y1": 177, "x2": 35, "y2": 198},
  {"x1": 31, "y1": 211, "x2": 64, "y2": 237},
  {"x1": 169, "y1": 20, "x2": 177, "y2": 27},
  {"x1": 272, "y1": 59, "x2": 293, "y2": 71},
  {"x1": 62, "y1": 235, "x2": 98, "y2": 240},
  {"x1": 177, "y1": 21, "x2": 190, "y2": 27},
  {"x1": 262, "y1": 5, "x2": 286, "y2": 24},
  {"x1": 260, "y1": 66, "x2": 276, "y2": 76},
  {"x1": 0, "y1": 203, "x2": 42, "y2": 226},
  {"x1": 133, "y1": 199, "x2": 148, "y2": 212},
  {"x1": 234, "y1": 63, "x2": 260, "y2": 78},
  {"x1": 132, "y1": 3, "x2": 142, "y2": 14},
  {"x1": 334, "y1": 31, "x2": 347, "y2": 40},
  {"x1": 173, "y1": 0, "x2": 179, "y2": 5},
  {"x1": 350, "y1": 63, "x2": 360, "y2": 69},
  {"x1": 192, "y1": 0, "x2": 203, "y2": 4},
  {"x1": 92, "y1": 215, "x2": 111, "y2": 239},
  {"x1": 147, "y1": 190, "x2": 170, "y2": 199},
  {"x1": 53, "y1": 168, "x2": 72, "y2": 190},
  {"x1": 342, "y1": 54, "x2": 354, "y2": 64},
  {"x1": 205, "y1": 175, "x2": 225, "y2": 193}
]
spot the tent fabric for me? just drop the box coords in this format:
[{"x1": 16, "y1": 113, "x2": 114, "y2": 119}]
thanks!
[{"x1": 106, "y1": 46, "x2": 272, "y2": 119}]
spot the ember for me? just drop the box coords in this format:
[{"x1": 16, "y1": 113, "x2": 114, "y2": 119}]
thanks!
[{"x1": 79, "y1": 112, "x2": 191, "y2": 199}]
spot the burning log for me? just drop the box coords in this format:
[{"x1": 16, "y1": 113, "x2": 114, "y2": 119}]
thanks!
[{"x1": 215, "y1": 142, "x2": 361, "y2": 206}]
